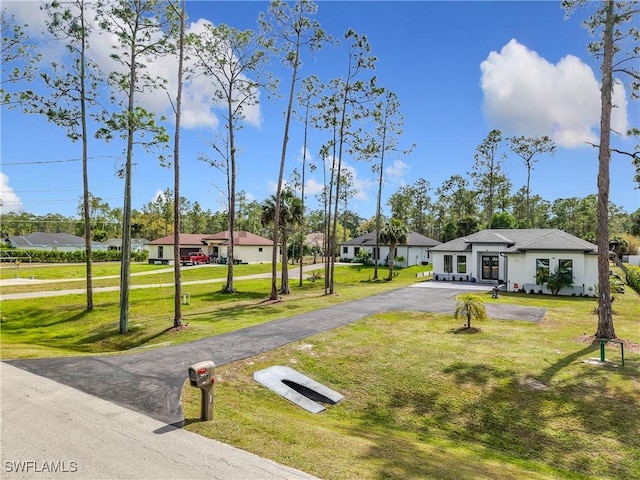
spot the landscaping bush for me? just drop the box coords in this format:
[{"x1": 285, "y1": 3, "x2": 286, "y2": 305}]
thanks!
[
  {"x1": 626, "y1": 265, "x2": 640, "y2": 293},
  {"x1": 354, "y1": 250, "x2": 372, "y2": 266}
]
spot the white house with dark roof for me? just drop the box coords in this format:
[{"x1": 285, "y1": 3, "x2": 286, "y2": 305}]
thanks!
[
  {"x1": 5, "y1": 233, "x2": 107, "y2": 252},
  {"x1": 429, "y1": 229, "x2": 598, "y2": 296},
  {"x1": 340, "y1": 231, "x2": 441, "y2": 267},
  {"x1": 147, "y1": 231, "x2": 279, "y2": 264}
]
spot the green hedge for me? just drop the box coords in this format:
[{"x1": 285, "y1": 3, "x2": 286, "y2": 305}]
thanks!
[
  {"x1": 626, "y1": 265, "x2": 640, "y2": 293},
  {"x1": 0, "y1": 249, "x2": 148, "y2": 263}
]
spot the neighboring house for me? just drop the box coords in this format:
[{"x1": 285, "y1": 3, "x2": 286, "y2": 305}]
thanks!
[
  {"x1": 305, "y1": 232, "x2": 324, "y2": 252},
  {"x1": 147, "y1": 231, "x2": 279, "y2": 264},
  {"x1": 103, "y1": 238, "x2": 149, "y2": 253},
  {"x1": 4, "y1": 233, "x2": 107, "y2": 252},
  {"x1": 339, "y1": 231, "x2": 441, "y2": 267},
  {"x1": 429, "y1": 229, "x2": 598, "y2": 296}
]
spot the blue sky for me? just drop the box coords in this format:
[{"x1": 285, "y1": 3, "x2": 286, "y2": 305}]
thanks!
[{"x1": 1, "y1": 0, "x2": 638, "y2": 221}]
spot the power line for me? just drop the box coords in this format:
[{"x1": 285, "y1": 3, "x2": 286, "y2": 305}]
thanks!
[
  {"x1": 0, "y1": 189, "x2": 76, "y2": 193},
  {"x1": 1, "y1": 155, "x2": 113, "y2": 166}
]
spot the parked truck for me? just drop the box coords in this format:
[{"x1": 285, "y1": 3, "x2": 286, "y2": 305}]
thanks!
[{"x1": 180, "y1": 251, "x2": 209, "y2": 266}]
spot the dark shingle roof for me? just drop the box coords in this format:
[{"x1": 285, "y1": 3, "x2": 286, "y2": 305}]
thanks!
[
  {"x1": 7, "y1": 233, "x2": 100, "y2": 247},
  {"x1": 430, "y1": 229, "x2": 597, "y2": 253},
  {"x1": 342, "y1": 231, "x2": 440, "y2": 247}
]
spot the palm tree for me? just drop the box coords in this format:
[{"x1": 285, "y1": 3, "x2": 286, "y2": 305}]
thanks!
[
  {"x1": 261, "y1": 189, "x2": 304, "y2": 294},
  {"x1": 378, "y1": 218, "x2": 408, "y2": 281},
  {"x1": 545, "y1": 266, "x2": 573, "y2": 296},
  {"x1": 454, "y1": 293, "x2": 487, "y2": 329}
]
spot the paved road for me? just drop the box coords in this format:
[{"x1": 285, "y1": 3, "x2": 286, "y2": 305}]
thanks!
[{"x1": 5, "y1": 284, "x2": 545, "y2": 426}]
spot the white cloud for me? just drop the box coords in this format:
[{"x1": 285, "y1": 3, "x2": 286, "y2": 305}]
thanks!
[
  {"x1": 305, "y1": 178, "x2": 324, "y2": 195},
  {"x1": 480, "y1": 39, "x2": 628, "y2": 148},
  {"x1": 151, "y1": 189, "x2": 164, "y2": 203},
  {"x1": 296, "y1": 146, "x2": 315, "y2": 164},
  {"x1": 0, "y1": 173, "x2": 23, "y2": 214},
  {"x1": 3, "y1": 4, "x2": 261, "y2": 132},
  {"x1": 384, "y1": 159, "x2": 409, "y2": 183},
  {"x1": 341, "y1": 163, "x2": 373, "y2": 201}
]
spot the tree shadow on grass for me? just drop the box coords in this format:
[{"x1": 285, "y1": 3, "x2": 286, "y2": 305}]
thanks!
[{"x1": 348, "y1": 344, "x2": 639, "y2": 480}]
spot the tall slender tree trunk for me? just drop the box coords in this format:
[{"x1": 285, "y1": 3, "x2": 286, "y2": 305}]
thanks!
[
  {"x1": 331, "y1": 87, "x2": 350, "y2": 294},
  {"x1": 271, "y1": 38, "x2": 301, "y2": 299},
  {"x1": 79, "y1": 1, "x2": 93, "y2": 311},
  {"x1": 172, "y1": 0, "x2": 186, "y2": 328},
  {"x1": 373, "y1": 123, "x2": 387, "y2": 281},
  {"x1": 595, "y1": 0, "x2": 615, "y2": 339},
  {"x1": 119, "y1": 41, "x2": 137, "y2": 334},
  {"x1": 526, "y1": 162, "x2": 532, "y2": 228},
  {"x1": 298, "y1": 109, "x2": 308, "y2": 287},
  {"x1": 225, "y1": 104, "x2": 236, "y2": 293}
]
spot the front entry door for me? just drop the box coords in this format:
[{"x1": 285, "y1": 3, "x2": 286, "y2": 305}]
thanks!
[{"x1": 481, "y1": 256, "x2": 499, "y2": 281}]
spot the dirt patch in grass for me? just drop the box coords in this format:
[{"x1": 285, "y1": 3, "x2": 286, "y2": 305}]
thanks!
[
  {"x1": 452, "y1": 326, "x2": 481, "y2": 334},
  {"x1": 165, "y1": 324, "x2": 191, "y2": 333},
  {"x1": 574, "y1": 334, "x2": 640, "y2": 353}
]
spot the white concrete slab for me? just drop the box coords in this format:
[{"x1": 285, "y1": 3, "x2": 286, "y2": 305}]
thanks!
[
  {"x1": 254, "y1": 366, "x2": 343, "y2": 414},
  {"x1": 410, "y1": 281, "x2": 494, "y2": 291}
]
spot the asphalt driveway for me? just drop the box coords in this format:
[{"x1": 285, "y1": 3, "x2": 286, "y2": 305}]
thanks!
[{"x1": 6, "y1": 284, "x2": 545, "y2": 426}]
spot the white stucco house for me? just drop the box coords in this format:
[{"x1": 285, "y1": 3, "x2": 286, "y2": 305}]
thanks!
[
  {"x1": 103, "y1": 238, "x2": 149, "y2": 253},
  {"x1": 340, "y1": 231, "x2": 441, "y2": 267},
  {"x1": 429, "y1": 229, "x2": 598, "y2": 296},
  {"x1": 147, "y1": 231, "x2": 279, "y2": 264}
]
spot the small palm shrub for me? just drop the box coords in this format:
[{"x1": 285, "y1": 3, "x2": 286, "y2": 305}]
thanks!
[
  {"x1": 454, "y1": 293, "x2": 487, "y2": 329},
  {"x1": 546, "y1": 266, "x2": 573, "y2": 295}
]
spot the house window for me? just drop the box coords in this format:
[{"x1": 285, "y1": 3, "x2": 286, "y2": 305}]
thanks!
[
  {"x1": 536, "y1": 258, "x2": 549, "y2": 284},
  {"x1": 354, "y1": 247, "x2": 360, "y2": 256},
  {"x1": 158, "y1": 246, "x2": 163, "y2": 258},
  {"x1": 373, "y1": 247, "x2": 380, "y2": 260},
  {"x1": 343, "y1": 246, "x2": 348, "y2": 254},
  {"x1": 559, "y1": 259, "x2": 573, "y2": 274},
  {"x1": 258, "y1": 247, "x2": 263, "y2": 252},
  {"x1": 457, "y1": 255, "x2": 467, "y2": 274},
  {"x1": 444, "y1": 255, "x2": 453, "y2": 273}
]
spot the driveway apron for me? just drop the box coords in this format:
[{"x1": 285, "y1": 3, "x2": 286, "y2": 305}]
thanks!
[{"x1": 6, "y1": 285, "x2": 545, "y2": 425}]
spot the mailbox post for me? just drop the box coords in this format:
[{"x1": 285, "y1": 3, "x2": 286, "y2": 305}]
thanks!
[{"x1": 188, "y1": 360, "x2": 216, "y2": 421}]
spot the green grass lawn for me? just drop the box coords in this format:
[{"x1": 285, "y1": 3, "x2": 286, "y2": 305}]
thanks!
[
  {"x1": 182, "y1": 291, "x2": 640, "y2": 480},
  {"x1": 0, "y1": 264, "x2": 432, "y2": 358},
  {"x1": 0, "y1": 262, "x2": 276, "y2": 293},
  {"x1": 2, "y1": 261, "x2": 638, "y2": 479},
  {"x1": 0, "y1": 261, "x2": 167, "y2": 280}
]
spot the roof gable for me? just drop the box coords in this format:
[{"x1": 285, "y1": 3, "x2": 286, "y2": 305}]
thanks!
[
  {"x1": 149, "y1": 233, "x2": 214, "y2": 245},
  {"x1": 342, "y1": 231, "x2": 440, "y2": 247},
  {"x1": 149, "y1": 231, "x2": 274, "y2": 246},
  {"x1": 204, "y1": 231, "x2": 273, "y2": 246},
  {"x1": 431, "y1": 229, "x2": 597, "y2": 253}
]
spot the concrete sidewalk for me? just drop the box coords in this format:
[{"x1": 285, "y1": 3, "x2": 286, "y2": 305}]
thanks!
[{"x1": 0, "y1": 363, "x2": 318, "y2": 480}]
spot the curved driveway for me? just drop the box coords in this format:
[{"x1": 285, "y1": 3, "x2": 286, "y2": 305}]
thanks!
[{"x1": 6, "y1": 283, "x2": 545, "y2": 426}]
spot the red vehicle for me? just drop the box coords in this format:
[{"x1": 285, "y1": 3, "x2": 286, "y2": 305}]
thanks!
[{"x1": 180, "y1": 251, "x2": 209, "y2": 266}]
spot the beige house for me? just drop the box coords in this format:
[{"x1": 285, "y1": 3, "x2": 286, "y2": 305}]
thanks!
[{"x1": 147, "y1": 231, "x2": 279, "y2": 264}]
